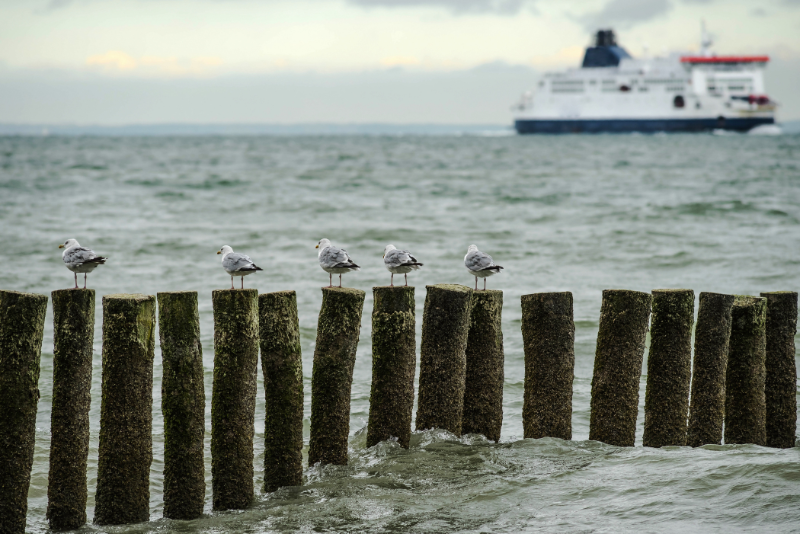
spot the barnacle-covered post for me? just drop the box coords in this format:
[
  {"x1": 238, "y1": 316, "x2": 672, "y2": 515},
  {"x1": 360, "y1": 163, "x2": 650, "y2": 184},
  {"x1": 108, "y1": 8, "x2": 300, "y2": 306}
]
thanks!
[
  {"x1": 589, "y1": 289, "x2": 652, "y2": 447},
  {"x1": 0, "y1": 290, "x2": 48, "y2": 534},
  {"x1": 158, "y1": 291, "x2": 205, "y2": 519},
  {"x1": 462, "y1": 290, "x2": 504, "y2": 442},
  {"x1": 724, "y1": 295, "x2": 767, "y2": 445},
  {"x1": 367, "y1": 286, "x2": 416, "y2": 449},
  {"x1": 521, "y1": 292, "x2": 574, "y2": 440},
  {"x1": 415, "y1": 284, "x2": 473, "y2": 436},
  {"x1": 760, "y1": 291, "x2": 797, "y2": 449},
  {"x1": 94, "y1": 294, "x2": 156, "y2": 525},
  {"x1": 259, "y1": 290, "x2": 304, "y2": 490},
  {"x1": 309, "y1": 287, "x2": 365, "y2": 466},
  {"x1": 211, "y1": 288, "x2": 259, "y2": 510},
  {"x1": 687, "y1": 292, "x2": 735, "y2": 447},
  {"x1": 47, "y1": 289, "x2": 94, "y2": 530},
  {"x1": 643, "y1": 289, "x2": 695, "y2": 448}
]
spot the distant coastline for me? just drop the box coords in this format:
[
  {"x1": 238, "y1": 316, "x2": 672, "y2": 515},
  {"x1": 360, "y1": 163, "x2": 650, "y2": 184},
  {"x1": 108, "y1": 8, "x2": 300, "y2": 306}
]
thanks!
[{"x1": 0, "y1": 121, "x2": 797, "y2": 136}]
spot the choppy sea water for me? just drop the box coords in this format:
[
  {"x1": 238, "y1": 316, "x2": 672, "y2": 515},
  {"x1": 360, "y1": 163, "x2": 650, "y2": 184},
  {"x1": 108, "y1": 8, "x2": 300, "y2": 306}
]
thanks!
[{"x1": 1, "y1": 133, "x2": 799, "y2": 533}]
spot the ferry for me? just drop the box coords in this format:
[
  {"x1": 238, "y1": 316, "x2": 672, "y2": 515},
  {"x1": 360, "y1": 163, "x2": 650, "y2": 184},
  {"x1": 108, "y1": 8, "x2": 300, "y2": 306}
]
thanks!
[{"x1": 513, "y1": 27, "x2": 775, "y2": 134}]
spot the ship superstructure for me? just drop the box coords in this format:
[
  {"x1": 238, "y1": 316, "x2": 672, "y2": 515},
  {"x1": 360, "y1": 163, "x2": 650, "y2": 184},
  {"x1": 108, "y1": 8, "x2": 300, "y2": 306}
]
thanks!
[{"x1": 513, "y1": 28, "x2": 775, "y2": 133}]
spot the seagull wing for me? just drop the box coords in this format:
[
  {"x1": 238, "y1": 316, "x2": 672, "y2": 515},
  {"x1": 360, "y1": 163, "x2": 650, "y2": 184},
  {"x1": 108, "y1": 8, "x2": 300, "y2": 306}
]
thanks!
[
  {"x1": 224, "y1": 253, "x2": 262, "y2": 272},
  {"x1": 64, "y1": 247, "x2": 106, "y2": 266},
  {"x1": 465, "y1": 250, "x2": 496, "y2": 271}
]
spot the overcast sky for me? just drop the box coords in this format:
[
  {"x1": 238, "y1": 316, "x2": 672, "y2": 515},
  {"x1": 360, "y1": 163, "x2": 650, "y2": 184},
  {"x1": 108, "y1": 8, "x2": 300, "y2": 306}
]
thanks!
[{"x1": 1, "y1": 0, "x2": 799, "y2": 124}]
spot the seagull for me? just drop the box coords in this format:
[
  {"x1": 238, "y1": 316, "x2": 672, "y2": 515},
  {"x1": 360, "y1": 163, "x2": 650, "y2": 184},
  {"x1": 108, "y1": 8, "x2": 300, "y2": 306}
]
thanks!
[
  {"x1": 59, "y1": 239, "x2": 107, "y2": 289},
  {"x1": 464, "y1": 244, "x2": 503, "y2": 291},
  {"x1": 383, "y1": 244, "x2": 423, "y2": 287},
  {"x1": 217, "y1": 245, "x2": 262, "y2": 289},
  {"x1": 316, "y1": 238, "x2": 360, "y2": 288}
]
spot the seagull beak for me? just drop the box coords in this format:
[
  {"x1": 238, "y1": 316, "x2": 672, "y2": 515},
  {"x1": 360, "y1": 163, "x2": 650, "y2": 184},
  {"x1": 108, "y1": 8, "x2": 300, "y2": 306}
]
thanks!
[
  {"x1": 315, "y1": 244, "x2": 319, "y2": 249},
  {"x1": 216, "y1": 250, "x2": 221, "y2": 255},
  {"x1": 58, "y1": 244, "x2": 64, "y2": 249}
]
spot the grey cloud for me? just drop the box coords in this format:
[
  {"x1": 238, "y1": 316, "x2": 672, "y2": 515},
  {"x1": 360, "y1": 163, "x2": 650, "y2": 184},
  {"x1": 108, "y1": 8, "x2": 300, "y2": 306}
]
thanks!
[
  {"x1": 577, "y1": 0, "x2": 673, "y2": 31},
  {"x1": 345, "y1": 0, "x2": 535, "y2": 15}
]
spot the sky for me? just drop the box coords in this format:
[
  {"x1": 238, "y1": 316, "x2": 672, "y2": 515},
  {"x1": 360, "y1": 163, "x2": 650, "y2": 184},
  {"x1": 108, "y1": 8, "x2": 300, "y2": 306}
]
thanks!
[{"x1": 1, "y1": 0, "x2": 799, "y2": 124}]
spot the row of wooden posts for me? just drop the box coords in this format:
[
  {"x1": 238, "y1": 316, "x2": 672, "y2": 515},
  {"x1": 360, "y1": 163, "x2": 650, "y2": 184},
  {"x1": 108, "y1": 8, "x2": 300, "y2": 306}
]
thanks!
[{"x1": 0, "y1": 286, "x2": 796, "y2": 533}]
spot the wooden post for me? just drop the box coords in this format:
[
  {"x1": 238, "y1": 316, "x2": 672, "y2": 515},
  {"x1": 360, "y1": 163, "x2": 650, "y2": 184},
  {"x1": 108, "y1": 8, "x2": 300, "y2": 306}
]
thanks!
[
  {"x1": 462, "y1": 290, "x2": 504, "y2": 442},
  {"x1": 47, "y1": 289, "x2": 94, "y2": 530},
  {"x1": 687, "y1": 292, "x2": 734, "y2": 447},
  {"x1": 415, "y1": 284, "x2": 473, "y2": 436},
  {"x1": 760, "y1": 291, "x2": 797, "y2": 449},
  {"x1": 643, "y1": 289, "x2": 694, "y2": 448},
  {"x1": 158, "y1": 291, "x2": 205, "y2": 519},
  {"x1": 259, "y1": 290, "x2": 304, "y2": 490},
  {"x1": 724, "y1": 295, "x2": 767, "y2": 445},
  {"x1": 589, "y1": 289, "x2": 652, "y2": 447},
  {"x1": 521, "y1": 292, "x2": 574, "y2": 440},
  {"x1": 367, "y1": 286, "x2": 416, "y2": 449},
  {"x1": 309, "y1": 287, "x2": 365, "y2": 466},
  {"x1": 211, "y1": 288, "x2": 259, "y2": 510},
  {"x1": 94, "y1": 294, "x2": 155, "y2": 525},
  {"x1": 0, "y1": 290, "x2": 48, "y2": 534}
]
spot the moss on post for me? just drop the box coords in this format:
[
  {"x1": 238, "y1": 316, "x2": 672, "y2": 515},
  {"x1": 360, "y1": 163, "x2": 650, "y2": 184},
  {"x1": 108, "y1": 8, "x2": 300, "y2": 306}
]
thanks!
[
  {"x1": 309, "y1": 287, "x2": 365, "y2": 466},
  {"x1": 158, "y1": 291, "x2": 205, "y2": 520},
  {"x1": 415, "y1": 284, "x2": 473, "y2": 436},
  {"x1": 47, "y1": 289, "x2": 94, "y2": 531},
  {"x1": 211, "y1": 288, "x2": 259, "y2": 510},
  {"x1": 367, "y1": 286, "x2": 416, "y2": 449},
  {"x1": 687, "y1": 292, "x2": 735, "y2": 447},
  {"x1": 760, "y1": 291, "x2": 796, "y2": 448},
  {"x1": 521, "y1": 292, "x2": 574, "y2": 441},
  {"x1": 643, "y1": 289, "x2": 695, "y2": 448},
  {"x1": 589, "y1": 289, "x2": 652, "y2": 447},
  {"x1": 259, "y1": 291, "x2": 304, "y2": 491},
  {"x1": 0, "y1": 290, "x2": 48, "y2": 534},
  {"x1": 94, "y1": 294, "x2": 155, "y2": 526},
  {"x1": 724, "y1": 295, "x2": 767, "y2": 445},
  {"x1": 462, "y1": 290, "x2": 504, "y2": 442}
]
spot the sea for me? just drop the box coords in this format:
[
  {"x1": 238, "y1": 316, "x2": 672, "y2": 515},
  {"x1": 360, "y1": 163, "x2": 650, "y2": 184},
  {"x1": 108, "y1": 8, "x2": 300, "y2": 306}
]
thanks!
[{"x1": 1, "y1": 130, "x2": 799, "y2": 533}]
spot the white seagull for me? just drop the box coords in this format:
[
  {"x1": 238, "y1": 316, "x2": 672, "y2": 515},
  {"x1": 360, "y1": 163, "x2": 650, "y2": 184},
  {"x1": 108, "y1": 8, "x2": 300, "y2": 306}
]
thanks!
[
  {"x1": 383, "y1": 244, "x2": 423, "y2": 287},
  {"x1": 464, "y1": 244, "x2": 503, "y2": 291},
  {"x1": 217, "y1": 245, "x2": 263, "y2": 289},
  {"x1": 59, "y1": 238, "x2": 107, "y2": 289},
  {"x1": 316, "y1": 238, "x2": 360, "y2": 288}
]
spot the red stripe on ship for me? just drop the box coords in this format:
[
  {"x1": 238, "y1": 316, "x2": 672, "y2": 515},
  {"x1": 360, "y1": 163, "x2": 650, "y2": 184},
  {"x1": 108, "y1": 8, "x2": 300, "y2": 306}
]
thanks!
[{"x1": 680, "y1": 56, "x2": 769, "y2": 63}]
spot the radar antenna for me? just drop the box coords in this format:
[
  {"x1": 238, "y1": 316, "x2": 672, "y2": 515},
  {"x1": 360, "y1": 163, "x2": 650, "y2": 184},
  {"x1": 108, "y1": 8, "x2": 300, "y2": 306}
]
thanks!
[{"x1": 700, "y1": 20, "x2": 713, "y2": 57}]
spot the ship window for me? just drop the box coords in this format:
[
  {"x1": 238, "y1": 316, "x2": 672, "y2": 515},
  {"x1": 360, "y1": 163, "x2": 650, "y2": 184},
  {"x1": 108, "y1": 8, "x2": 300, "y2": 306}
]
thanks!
[
  {"x1": 673, "y1": 95, "x2": 685, "y2": 108},
  {"x1": 619, "y1": 85, "x2": 631, "y2": 92},
  {"x1": 728, "y1": 85, "x2": 745, "y2": 91},
  {"x1": 589, "y1": 80, "x2": 596, "y2": 85},
  {"x1": 638, "y1": 87, "x2": 649, "y2": 92}
]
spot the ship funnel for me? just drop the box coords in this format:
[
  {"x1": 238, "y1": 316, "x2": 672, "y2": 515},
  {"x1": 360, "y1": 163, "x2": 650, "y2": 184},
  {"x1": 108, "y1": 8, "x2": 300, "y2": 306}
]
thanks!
[{"x1": 595, "y1": 29, "x2": 617, "y2": 47}]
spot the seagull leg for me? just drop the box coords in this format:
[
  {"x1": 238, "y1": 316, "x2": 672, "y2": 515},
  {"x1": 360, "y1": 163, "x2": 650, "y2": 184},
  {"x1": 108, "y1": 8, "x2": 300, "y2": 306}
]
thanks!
[
  {"x1": 84, "y1": 273, "x2": 87, "y2": 289},
  {"x1": 475, "y1": 277, "x2": 478, "y2": 291},
  {"x1": 390, "y1": 273, "x2": 394, "y2": 287},
  {"x1": 74, "y1": 273, "x2": 78, "y2": 289},
  {"x1": 241, "y1": 277, "x2": 244, "y2": 290},
  {"x1": 484, "y1": 278, "x2": 487, "y2": 291},
  {"x1": 230, "y1": 276, "x2": 235, "y2": 290},
  {"x1": 405, "y1": 273, "x2": 408, "y2": 287},
  {"x1": 329, "y1": 273, "x2": 333, "y2": 288},
  {"x1": 339, "y1": 274, "x2": 343, "y2": 288}
]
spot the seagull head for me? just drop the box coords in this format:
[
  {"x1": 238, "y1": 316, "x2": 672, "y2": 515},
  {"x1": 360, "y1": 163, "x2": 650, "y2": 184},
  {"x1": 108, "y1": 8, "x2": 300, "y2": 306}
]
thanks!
[
  {"x1": 59, "y1": 238, "x2": 79, "y2": 250},
  {"x1": 218, "y1": 245, "x2": 233, "y2": 257},
  {"x1": 383, "y1": 244, "x2": 396, "y2": 258},
  {"x1": 468, "y1": 244, "x2": 479, "y2": 253},
  {"x1": 316, "y1": 238, "x2": 331, "y2": 252}
]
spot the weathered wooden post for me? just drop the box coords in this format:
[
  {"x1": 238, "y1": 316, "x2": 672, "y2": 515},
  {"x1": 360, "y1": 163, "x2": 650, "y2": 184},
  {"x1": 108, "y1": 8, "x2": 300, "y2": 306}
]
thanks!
[
  {"x1": 416, "y1": 284, "x2": 473, "y2": 436},
  {"x1": 211, "y1": 288, "x2": 259, "y2": 510},
  {"x1": 687, "y1": 292, "x2": 735, "y2": 447},
  {"x1": 47, "y1": 289, "x2": 94, "y2": 530},
  {"x1": 521, "y1": 292, "x2": 574, "y2": 441},
  {"x1": 0, "y1": 290, "x2": 48, "y2": 534},
  {"x1": 367, "y1": 286, "x2": 416, "y2": 449},
  {"x1": 259, "y1": 290, "x2": 304, "y2": 490},
  {"x1": 462, "y1": 290, "x2": 504, "y2": 442},
  {"x1": 94, "y1": 294, "x2": 155, "y2": 525},
  {"x1": 158, "y1": 291, "x2": 205, "y2": 519},
  {"x1": 589, "y1": 289, "x2": 652, "y2": 447},
  {"x1": 643, "y1": 289, "x2": 695, "y2": 448},
  {"x1": 760, "y1": 291, "x2": 797, "y2": 449},
  {"x1": 309, "y1": 287, "x2": 365, "y2": 466},
  {"x1": 724, "y1": 295, "x2": 767, "y2": 445}
]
